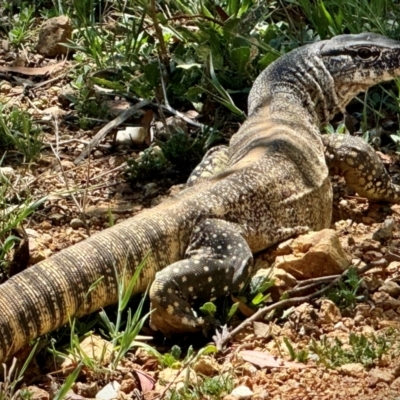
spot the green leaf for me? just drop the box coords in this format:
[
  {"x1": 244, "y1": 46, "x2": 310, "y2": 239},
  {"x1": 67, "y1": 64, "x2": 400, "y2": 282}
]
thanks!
[
  {"x1": 200, "y1": 302, "x2": 217, "y2": 317},
  {"x1": 283, "y1": 337, "x2": 296, "y2": 360},
  {"x1": 227, "y1": 302, "x2": 239, "y2": 321},
  {"x1": 230, "y1": 46, "x2": 251, "y2": 73},
  {"x1": 258, "y1": 52, "x2": 280, "y2": 70},
  {"x1": 143, "y1": 63, "x2": 160, "y2": 87},
  {"x1": 171, "y1": 345, "x2": 182, "y2": 360},
  {"x1": 120, "y1": 254, "x2": 148, "y2": 311},
  {"x1": 208, "y1": 54, "x2": 245, "y2": 116},
  {"x1": 53, "y1": 364, "x2": 82, "y2": 400},
  {"x1": 251, "y1": 292, "x2": 271, "y2": 306},
  {"x1": 90, "y1": 77, "x2": 126, "y2": 91}
]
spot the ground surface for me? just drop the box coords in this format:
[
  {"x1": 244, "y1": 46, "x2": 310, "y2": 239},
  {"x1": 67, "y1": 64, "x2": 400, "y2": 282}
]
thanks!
[{"x1": 3, "y1": 33, "x2": 400, "y2": 400}]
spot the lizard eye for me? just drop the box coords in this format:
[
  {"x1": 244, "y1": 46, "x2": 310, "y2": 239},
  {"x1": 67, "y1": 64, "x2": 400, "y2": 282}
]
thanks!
[{"x1": 357, "y1": 47, "x2": 373, "y2": 59}]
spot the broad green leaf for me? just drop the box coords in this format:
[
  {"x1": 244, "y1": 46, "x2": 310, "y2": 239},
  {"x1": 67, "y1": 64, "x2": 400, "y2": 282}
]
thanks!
[
  {"x1": 143, "y1": 63, "x2": 160, "y2": 87},
  {"x1": 230, "y1": 46, "x2": 251, "y2": 73},
  {"x1": 200, "y1": 301, "x2": 217, "y2": 317},
  {"x1": 258, "y1": 52, "x2": 280, "y2": 70}
]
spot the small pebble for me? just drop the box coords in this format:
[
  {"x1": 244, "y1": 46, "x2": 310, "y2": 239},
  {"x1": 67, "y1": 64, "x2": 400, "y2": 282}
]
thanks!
[
  {"x1": 230, "y1": 386, "x2": 253, "y2": 399},
  {"x1": 70, "y1": 218, "x2": 84, "y2": 229}
]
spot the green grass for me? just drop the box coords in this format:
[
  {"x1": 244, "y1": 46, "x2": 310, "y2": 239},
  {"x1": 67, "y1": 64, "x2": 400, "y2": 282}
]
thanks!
[
  {"x1": 283, "y1": 329, "x2": 399, "y2": 369},
  {"x1": 309, "y1": 330, "x2": 398, "y2": 368},
  {"x1": 326, "y1": 267, "x2": 364, "y2": 310},
  {"x1": 0, "y1": 106, "x2": 43, "y2": 163}
]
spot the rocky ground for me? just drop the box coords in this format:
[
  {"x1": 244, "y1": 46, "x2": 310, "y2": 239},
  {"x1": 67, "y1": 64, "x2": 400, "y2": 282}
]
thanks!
[{"x1": 3, "y1": 15, "x2": 400, "y2": 400}]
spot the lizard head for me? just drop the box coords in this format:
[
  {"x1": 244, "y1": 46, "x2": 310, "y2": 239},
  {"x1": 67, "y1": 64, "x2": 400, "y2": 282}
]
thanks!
[
  {"x1": 320, "y1": 32, "x2": 400, "y2": 109},
  {"x1": 249, "y1": 32, "x2": 400, "y2": 124}
]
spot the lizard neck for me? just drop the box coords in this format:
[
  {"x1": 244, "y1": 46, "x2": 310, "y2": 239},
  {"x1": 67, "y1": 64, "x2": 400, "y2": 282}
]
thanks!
[
  {"x1": 228, "y1": 94, "x2": 324, "y2": 168},
  {"x1": 248, "y1": 45, "x2": 344, "y2": 126},
  {"x1": 227, "y1": 46, "x2": 344, "y2": 167}
]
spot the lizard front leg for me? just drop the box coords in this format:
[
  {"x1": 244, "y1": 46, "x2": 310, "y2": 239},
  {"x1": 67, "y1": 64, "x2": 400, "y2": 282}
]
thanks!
[
  {"x1": 186, "y1": 145, "x2": 229, "y2": 186},
  {"x1": 323, "y1": 134, "x2": 400, "y2": 202},
  {"x1": 149, "y1": 218, "x2": 253, "y2": 334}
]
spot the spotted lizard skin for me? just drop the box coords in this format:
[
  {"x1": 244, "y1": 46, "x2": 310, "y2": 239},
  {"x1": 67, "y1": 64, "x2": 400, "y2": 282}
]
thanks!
[{"x1": 1, "y1": 33, "x2": 400, "y2": 361}]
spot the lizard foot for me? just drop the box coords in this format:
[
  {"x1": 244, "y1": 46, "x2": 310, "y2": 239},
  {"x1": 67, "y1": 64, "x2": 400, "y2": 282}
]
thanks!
[
  {"x1": 149, "y1": 218, "x2": 253, "y2": 335},
  {"x1": 323, "y1": 133, "x2": 400, "y2": 202},
  {"x1": 186, "y1": 145, "x2": 229, "y2": 187}
]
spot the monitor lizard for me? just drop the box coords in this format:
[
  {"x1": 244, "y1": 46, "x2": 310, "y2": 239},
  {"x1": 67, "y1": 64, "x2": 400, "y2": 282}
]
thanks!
[{"x1": 0, "y1": 33, "x2": 400, "y2": 361}]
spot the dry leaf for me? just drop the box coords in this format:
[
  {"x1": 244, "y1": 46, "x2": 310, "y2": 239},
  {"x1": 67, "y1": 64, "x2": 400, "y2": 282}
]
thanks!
[
  {"x1": 133, "y1": 369, "x2": 155, "y2": 393},
  {"x1": 0, "y1": 61, "x2": 66, "y2": 76},
  {"x1": 239, "y1": 350, "x2": 308, "y2": 369}
]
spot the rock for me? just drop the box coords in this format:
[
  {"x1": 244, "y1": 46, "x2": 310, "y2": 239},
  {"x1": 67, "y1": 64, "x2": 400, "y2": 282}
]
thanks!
[
  {"x1": 391, "y1": 360, "x2": 400, "y2": 378},
  {"x1": 379, "y1": 280, "x2": 400, "y2": 298},
  {"x1": 193, "y1": 357, "x2": 220, "y2": 376},
  {"x1": 274, "y1": 229, "x2": 350, "y2": 279},
  {"x1": 70, "y1": 218, "x2": 84, "y2": 229},
  {"x1": 353, "y1": 314, "x2": 365, "y2": 325},
  {"x1": 372, "y1": 218, "x2": 394, "y2": 242},
  {"x1": 157, "y1": 367, "x2": 198, "y2": 392},
  {"x1": 41, "y1": 106, "x2": 66, "y2": 119},
  {"x1": 74, "y1": 382, "x2": 99, "y2": 398},
  {"x1": 0, "y1": 82, "x2": 12, "y2": 94},
  {"x1": 40, "y1": 220, "x2": 52, "y2": 230},
  {"x1": 116, "y1": 127, "x2": 147, "y2": 145},
  {"x1": 95, "y1": 381, "x2": 120, "y2": 400},
  {"x1": 230, "y1": 386, "x2": 254, "y2": 399},
  {"x1": 333, "y1": 321, "x2": 348, "y2": 331},
  {"x1": 0, "y1": 166, "x2": 15, "y2": 179},
  {"x1": 58, "y1": 85, "x2": 75, "y2": 107},
  {"x1": 144, "y1": 182, "x2": 158, "y2": 198},
  {"x1": 119, "y1": 378, "x2": 135, "y2": 394},
  {"x1": 388, "y1": 262, "x2": 400, "y2": 274},
  {"x1": 64, "y1": 390, "x2": 85, "y2": 400},
  {"x1": 36, "y1": 16, "x2": 72, "y2": 57},
  {"x1": 319, "y1": 299, "x2": 342, "y2": 324},
  {"x1": 251, "y1": 266, "x2": 297, "y2": 297},
  {"x1": 340, "y1": 363, "x2": 365, "y2": 377},
  {"x1": 25, "y1": 386, "x2": 50, "y2": 400},
  {"x1": 62, "y1": 335, "x2": 113, "y2": 370},
  {"x1": 390, "y1": 376, "x2": 400, "y2": 390},
  {"x1": 368, "y1": 368, "x2": 395, "y2": 387},
  {"x1": 49, "y1": 213, "x2": 65, "y2": 224},
  {"x1": 372, "y1": 291, "x2": 400, "y2": 310}
]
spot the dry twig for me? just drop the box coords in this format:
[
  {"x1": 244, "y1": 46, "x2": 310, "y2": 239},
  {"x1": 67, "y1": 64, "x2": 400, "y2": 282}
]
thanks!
[{"x1": 214, "y1": 259, "x2": 388, "y2": 350}]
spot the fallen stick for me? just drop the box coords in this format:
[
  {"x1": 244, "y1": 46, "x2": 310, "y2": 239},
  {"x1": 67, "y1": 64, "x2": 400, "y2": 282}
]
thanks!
[
  {"x1": 74, "y1": 99, "x2": 150, "y2": 165},
  {"x1": 214, "y1": 259, "x2": 388, "y2": 351}
]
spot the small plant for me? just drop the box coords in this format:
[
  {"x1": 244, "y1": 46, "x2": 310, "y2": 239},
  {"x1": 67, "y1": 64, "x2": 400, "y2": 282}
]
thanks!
[
  {"x1": 168, "y1": 372, "x2": 234, "y2": 400},
  {"x1": 159, "y1": 345, "x2": 183, "y2": 369},
  {"x1": 0, "y1": 163, "x2": 46, "y2": 274},
  {"x1": 326, "y1": 267, "x2": 364, "y2": 310},
  {"x1": 309, "y1": 331, "x2": 396, "y2": 368},
  {"x1": 126, "y1": 128, "x2": 219, "y2": 182},
  {"x1": 0, "y1": 106, "x2": 43, "y2": 162},
  {"x1": 8, "y1": 5, "x2": 35, "y2": 46},
  {"x1": 52, "y1": 363, "x2": 83, "y2": 400},
  {"x1": 68, "y1": 72, "x2": 110, "y2": 128},
  {"x1": 48, "y1": 256, "x2": 155, "y2": 373},
  {"x1": 125, "y1": 145, "x2": 169, "y2": 182},
  {"x1": 284, "y1": 337, "x2": 309, "y2": 363},
  {"x1": 0, "y1": 341, "x2": 40, "y2": 400}
]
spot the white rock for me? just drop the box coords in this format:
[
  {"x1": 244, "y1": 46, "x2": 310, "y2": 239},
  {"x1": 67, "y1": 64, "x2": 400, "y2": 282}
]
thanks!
[
  {"x1": 0, "y1": 167, "x2": 15, "y2": 178},
  {"x1": 95, "y1": 381, "x2": 120, "y2": 400},
  {"x1": 230, "y1": 386, "x2": 254, "y2": 399},
  {"x1": 116, "y1": 127, "x2": 146, "y2": 145}
]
